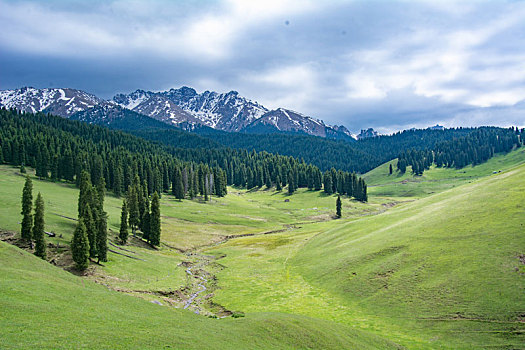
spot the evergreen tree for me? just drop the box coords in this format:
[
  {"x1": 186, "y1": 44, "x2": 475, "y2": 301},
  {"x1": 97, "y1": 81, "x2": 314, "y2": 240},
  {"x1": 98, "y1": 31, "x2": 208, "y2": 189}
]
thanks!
[
  {"x1": 149, "y1": 192, "x2": 161, "y2": 246},
  {"x1": 265, "y1": 169, "x2": 272, "y2": 189},
  {"x1": 21, "y1": 175, "x2": 33, "y2": 242},
  {"x1": 113, "y1": 166, "x2": 122, "y2": 197},
  {"x1": 96, "y1": 211, "x2": 108, "y2": 263},
  {"x1": 71, "y1": 219, "x2": 90, "y2": 270},
  {"x1": 33, "y1": 192, "x2": 46, "y2": 259},
  {"x1": 127, "y1": 185, "x2": 139, "y2": 234},
  {"x1": 96, "y1": 177, "x2": 106, "y2": 212},
  {"x1": 84, "y1": 204, "x2": 97, "y2": 258},
  {"x1": 389, "y1": 164, "x2": 393, "y2": 175},
  {"x1": 323, "y1": 171, "x2": 333, "y2": 194},
  {"x1": 336, "y1": 195, "x2": 342, "y2": 219},
  {"x1": 119, "y1": 200, "x2": 128, "y2": 244},
  {"x1": 275, "y1": 175, "x2": 282, "y2": 191},
  {"x1": 397, "y1": 159, "x2": 407, "y2": 173},
  {"x1": 142, "y1": 211, "x2": 151, "y2": 243},
  {"x1": 288, "y1": 170, "x2": 295, "y2": 195},
  {"x1": 172, "y1": 168, "x2": 184, "y2": 200},
  {"x1": 78, "y1": 171, "x2": 91, "y2": 217}
]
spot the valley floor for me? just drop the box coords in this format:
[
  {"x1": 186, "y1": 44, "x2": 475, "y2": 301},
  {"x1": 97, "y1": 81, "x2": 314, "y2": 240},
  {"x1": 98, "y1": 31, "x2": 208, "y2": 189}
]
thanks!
[{"x1": 1, "y1": 147, "x2": 524, "y2": 349}]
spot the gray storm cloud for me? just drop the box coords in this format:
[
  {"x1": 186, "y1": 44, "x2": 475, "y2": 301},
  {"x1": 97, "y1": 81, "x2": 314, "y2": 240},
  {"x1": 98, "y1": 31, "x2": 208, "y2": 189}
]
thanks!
[{"x1": 0, "y1": 0, "x2": 524, "y2": 133}]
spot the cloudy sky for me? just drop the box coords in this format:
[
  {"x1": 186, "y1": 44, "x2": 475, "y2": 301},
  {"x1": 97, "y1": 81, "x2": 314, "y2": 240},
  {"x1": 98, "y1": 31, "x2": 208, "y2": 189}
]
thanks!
[{"x1": 1, "y1": 0, "x2": 524, "y2": 133}]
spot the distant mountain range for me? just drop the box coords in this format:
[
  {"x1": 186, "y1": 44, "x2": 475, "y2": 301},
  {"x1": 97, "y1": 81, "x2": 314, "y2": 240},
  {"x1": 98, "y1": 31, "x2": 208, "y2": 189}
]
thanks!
[{"x1": 0, "y1": 86, "x2": 357, "y2": 140}]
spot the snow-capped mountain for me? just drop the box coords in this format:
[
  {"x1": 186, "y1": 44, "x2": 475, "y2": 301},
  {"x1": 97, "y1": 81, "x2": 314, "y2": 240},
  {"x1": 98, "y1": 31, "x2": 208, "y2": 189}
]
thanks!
[
  {"x1": 130, "y1": 94, "x2": 202, "y2": 126},
  {"x1": 244, "y1": 108, "x2": 323, "y2": 136},
  {"x1": 330, "y1": 125, "x2": 355, "y2": 139},
  {"x1": 357, "y1": 128, "x2": 380, "y2": 139},
  {"x1": 71, "y1": 103, "x2": 173, "y2": 130},
  {"x1": 114, "y1": 87, "x2": 268, "y2": 132},
  {"x1": 0, "y1": 87, "x2": 101, "y2": 117},
  {"x1": 243, "y1": 108, "x2": 354, "y2": 140},
  {"x1": 0, "y1": 86, "x2": 356, "y2": 140}
]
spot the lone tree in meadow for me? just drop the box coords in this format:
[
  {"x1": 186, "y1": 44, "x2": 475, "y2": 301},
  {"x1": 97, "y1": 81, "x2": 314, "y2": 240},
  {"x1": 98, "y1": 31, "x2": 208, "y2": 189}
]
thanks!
[
  {"x1": 119, "y1": 200, "x2": 129, "y2": 244},
  {"x1": 336, "y1": 195, "x2": 342, "y2": 219},
  {"x1": 149, "y1": 192, "x2": 161, "y2": 246},
  {"x1": 71, "y1": 219, "x2": 90, "y2": 270},
  {"x1": 21, "y1": 175, "x2": 33, "y2": 242},
  {"x1": 33, "y1": 192, "x2": 46, "y2": 259},
  {"x1": 389, "y1": 164, "x2": 393, "y2": 175}
]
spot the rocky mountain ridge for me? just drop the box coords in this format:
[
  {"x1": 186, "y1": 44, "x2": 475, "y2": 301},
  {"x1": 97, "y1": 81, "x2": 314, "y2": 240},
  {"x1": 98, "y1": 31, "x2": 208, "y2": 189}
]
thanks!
[{"x1": 0, "y1": 86, "x2": 356, "y2": 140}]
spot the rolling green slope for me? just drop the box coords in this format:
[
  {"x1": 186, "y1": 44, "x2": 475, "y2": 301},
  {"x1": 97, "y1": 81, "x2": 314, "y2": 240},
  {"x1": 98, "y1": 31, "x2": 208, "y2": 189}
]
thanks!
[
  {"x1": 294, "y1": 156, "x2": 525, "y2": 348},
  {"x1": 2, "y1": 148, "x2": 524, "y2": 349},
  {"x1": 363, "y1": 147, "x2": 525, "y2": 198},
  {"x1": 0, "y1": 241, "x2": 399, "y2": 349}
]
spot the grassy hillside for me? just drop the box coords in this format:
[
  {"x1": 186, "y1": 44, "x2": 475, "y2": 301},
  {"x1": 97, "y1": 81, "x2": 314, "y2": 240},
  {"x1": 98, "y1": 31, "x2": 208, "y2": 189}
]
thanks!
[
  {"x1": 294, "y1": 156, "x2": 525, "y2": 347},
  {"x1": 205, "y1": 149, "x2": 525, "y2": 349},
  {"x1": 363, "y1": 146, "x2": 525, "y2": 198},
  {"x1": 0, "y1": 241, "x2": 399, "y2": 349},
  {"x1": 1, "y1": 148, "x2": 524, "y2": 349},
  {"x1": 0, "y1": 164, "x2": 387, "y2": 306}
]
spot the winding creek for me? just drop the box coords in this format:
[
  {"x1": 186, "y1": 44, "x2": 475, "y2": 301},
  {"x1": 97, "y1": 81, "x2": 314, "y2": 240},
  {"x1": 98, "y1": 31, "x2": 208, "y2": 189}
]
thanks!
[{"x1": 184, "y1": 265, "x2": 208, "y2": 312}]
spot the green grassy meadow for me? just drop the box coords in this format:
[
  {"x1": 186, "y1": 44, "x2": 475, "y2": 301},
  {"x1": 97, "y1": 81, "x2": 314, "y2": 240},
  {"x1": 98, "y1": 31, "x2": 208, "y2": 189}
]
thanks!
[{"x1": 1, "y1": 148, "x2": 524, "y2": 348}]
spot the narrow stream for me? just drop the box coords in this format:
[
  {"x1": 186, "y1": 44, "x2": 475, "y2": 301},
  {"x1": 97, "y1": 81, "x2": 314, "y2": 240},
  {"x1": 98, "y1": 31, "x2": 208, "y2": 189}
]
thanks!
[{"x1": 184, "y1": 265, "x2": 208, "y2": 312}]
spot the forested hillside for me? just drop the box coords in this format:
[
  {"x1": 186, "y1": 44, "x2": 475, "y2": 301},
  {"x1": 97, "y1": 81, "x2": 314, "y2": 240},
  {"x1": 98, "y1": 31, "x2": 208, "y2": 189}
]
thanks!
[
  {"x1": 141, "y1": 125, "x2": 524, "y2": 174},
  {"x1": 398, "y1": 127, "x2": 523, "y2": 175},
  {"x1": 0, "y1": 108, "x2": 368, "y2": 201}
]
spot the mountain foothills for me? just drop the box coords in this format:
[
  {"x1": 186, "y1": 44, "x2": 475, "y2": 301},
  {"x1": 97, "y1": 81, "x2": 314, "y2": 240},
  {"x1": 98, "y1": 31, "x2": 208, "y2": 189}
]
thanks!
[
  {"x1": 3, "y1": 86, "x2": 523, "y2": 176},
  {"x1": 0, "y1": 86, "x2": 353, "y2": 140}
]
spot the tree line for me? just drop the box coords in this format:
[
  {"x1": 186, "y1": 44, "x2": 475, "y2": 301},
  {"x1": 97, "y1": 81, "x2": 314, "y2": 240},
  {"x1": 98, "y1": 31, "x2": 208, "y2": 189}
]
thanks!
[
  {"x1": 397, "y1": 127, "x2": 523, "y2": 175},
  {"x1": 0, "y1": 108, "x2": 368, "y2": 201}
]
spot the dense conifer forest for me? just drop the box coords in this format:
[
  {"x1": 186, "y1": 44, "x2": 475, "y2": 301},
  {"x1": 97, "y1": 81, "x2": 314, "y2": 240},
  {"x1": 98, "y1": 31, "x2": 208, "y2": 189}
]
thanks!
[
  {"x1": 0, "y1": 108, "x2": 368, "y2": 201},
  {"x1": 397, "y1": 127, "x2": 523, "y2": 174},
  {"x1": 133, "y1": 124, "x2": 524, "y2": 174}
]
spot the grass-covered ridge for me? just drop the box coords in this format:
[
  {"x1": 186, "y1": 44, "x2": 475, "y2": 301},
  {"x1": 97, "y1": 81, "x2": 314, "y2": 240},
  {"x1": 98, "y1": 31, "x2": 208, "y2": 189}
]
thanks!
[{"x1": 204, "y1": 149, "x2": 525, "y2": 348}]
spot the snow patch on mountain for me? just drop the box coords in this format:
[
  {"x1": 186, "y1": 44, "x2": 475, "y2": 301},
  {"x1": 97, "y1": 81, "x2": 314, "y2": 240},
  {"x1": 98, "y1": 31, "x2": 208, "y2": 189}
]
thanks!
[{"x1": 0, "y1": 87, "x2": 101, "y2": 117}]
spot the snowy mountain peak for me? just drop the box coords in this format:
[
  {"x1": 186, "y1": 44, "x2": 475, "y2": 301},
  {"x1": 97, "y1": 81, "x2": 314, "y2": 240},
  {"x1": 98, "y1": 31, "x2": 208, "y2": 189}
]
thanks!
[
  {"x1": 0, "y1": 85, "x2": 355, "y2": 140},
  {"x1": 0, "y1": 87, "x2": 101, "y2": 116}
]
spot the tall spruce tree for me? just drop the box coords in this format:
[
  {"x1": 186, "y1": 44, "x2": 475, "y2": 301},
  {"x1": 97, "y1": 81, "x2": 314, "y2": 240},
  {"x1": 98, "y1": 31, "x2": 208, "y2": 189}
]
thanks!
[
  {"x1": 323, "y1": 171, "x2": 333, "y2": 194},
  {"x1": 127, "y1": 185, "x2": 139, "y2": 234},
  {"x1": 33, "y1": 192, "x2": 46, "y2": 259},
  {"x1": 71, "y1": 219, "x2": 90, "y2": 270},
  {"x1": 78, "y1": 171, "x2": 91, "y2": 217},
  {"x1": 84, "y1": 204, "x2": 97, "y2": 258},
  {"x1": 96, "y1": 211, "x2": 108, "y2": 263},
  {"x1": 275, "y1": 175, "x2": 282, "y2": 191},
  {"x1": 389, "y1": 164, "x2": 393, "y2": 175},
  {"x1": 119, "y1": 200, "x2": 128, "y2": 244},
  {"x1": 149, "y1": 192, "x2": 161, "y2": 246},
  {"x1": 172, "y1": 168, "x2": 184, "y2": 200},
  {"x1": 21, "y1": 175, "x2": 33, "y2": 242},
  {"x1": 336, "y1": 195, "x2": 342, "y2": 219}
]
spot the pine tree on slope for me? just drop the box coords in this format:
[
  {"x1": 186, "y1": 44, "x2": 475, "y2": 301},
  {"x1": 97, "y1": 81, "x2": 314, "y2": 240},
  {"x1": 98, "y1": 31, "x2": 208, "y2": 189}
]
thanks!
[
  {"x1": 33, "y1": 192, "x2": 46, "y2": 259},
  {"x1": 149, "y1": 192, "x2": 161, "y2": 246},
  {"x1": 119, "y1": 200, "x2": 129, "y2": 244},
  {"x1": 71, "y1": 219, "x2": 90, "y2": 270},
  {"x1": 21, "y1": 175, "x2": 33, "y2": 242},
  {"x1": 336, "y1": 195, "x2": 342, "y2": 219}
]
